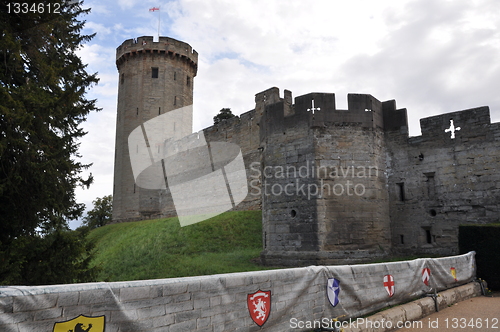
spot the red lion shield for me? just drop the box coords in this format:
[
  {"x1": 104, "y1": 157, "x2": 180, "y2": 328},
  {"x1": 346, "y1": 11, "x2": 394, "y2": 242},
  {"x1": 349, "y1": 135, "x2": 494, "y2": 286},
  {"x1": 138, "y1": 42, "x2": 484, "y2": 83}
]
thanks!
[{"x1": 247, "y1": 290, "x2": 271, "y2": 326}]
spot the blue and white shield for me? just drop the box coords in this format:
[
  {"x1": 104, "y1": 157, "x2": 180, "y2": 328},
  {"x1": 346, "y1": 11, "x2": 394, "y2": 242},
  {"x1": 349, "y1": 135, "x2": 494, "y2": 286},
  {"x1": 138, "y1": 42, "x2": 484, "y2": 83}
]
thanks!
[{"x1": 327, "y1": 278, "x2": 340, "y2": 307}]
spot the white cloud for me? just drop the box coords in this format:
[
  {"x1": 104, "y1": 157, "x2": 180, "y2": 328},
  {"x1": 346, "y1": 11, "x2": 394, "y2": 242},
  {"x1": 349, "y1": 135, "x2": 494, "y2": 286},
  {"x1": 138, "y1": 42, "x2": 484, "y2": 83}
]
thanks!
[
  {"x1": 84, "y1": 21, "x2": 113, "y2": 36},
  {"x1": 337, "y1": 0, "x2": 500, "y2": 134}
]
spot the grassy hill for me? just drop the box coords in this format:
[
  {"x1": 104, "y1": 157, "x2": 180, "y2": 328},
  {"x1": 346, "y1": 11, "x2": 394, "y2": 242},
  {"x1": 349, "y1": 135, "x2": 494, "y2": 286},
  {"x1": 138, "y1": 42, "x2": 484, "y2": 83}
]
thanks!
[{"x1": 87, "y1": 210, "x2": 270, "y2": 282}]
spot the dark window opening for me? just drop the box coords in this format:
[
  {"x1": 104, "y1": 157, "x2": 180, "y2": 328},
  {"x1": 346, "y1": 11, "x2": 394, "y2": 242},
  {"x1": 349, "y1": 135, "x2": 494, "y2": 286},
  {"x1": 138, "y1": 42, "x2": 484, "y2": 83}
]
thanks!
[
  {"x1": 173, "y1": 71, "x2": 176, "y2": 80},
  {"x1": 425, "y1": 172, "x2": 436, "y2": 198},
  {"x1": 430, "y1": 209, "x2": 437, "y2": 217},
  {"x1": 136, "y1": 107, "x2": 139, "y2": 116},
  {"x1": 396, "y1": 182, "x2": 405, "y2": 201},
  {"x1": 158, "y1": 107, "x2": 161, "y2": 115},
  {"x1": 174, "y1": 96, "x2": 177, "y2": 105},
  {"x1": 400, "y1": 235, "x2": 404, "y2": 244},
  {"x1": 290, "y1": 209, "x2": 297, "y2": 218},
  {"x1": 152, "y1": 67, "x2": 159, "y2": 78},
  {"x1": 425, "y1": 229, "x2": 432, "y2": 244},
  {"x1": 121, "y1": 73, "x2": 124, "y2": 84},
  {"x1": 187, "y1": 76, "x2": 191, "y2": 86}
]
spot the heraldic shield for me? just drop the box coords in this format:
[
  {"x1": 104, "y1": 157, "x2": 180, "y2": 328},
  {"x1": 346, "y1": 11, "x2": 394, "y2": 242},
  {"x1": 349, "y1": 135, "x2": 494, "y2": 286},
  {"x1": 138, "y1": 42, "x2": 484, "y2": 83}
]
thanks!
[
  {"x1": 327, "y1": 278, "x2": 340, "y2": 307},
  {"x1": 53, "y1": 314, "x2": 105, "y2": 332},
  {"x1": 247, "y1": 290, "x2": 271, "y2": 327}
]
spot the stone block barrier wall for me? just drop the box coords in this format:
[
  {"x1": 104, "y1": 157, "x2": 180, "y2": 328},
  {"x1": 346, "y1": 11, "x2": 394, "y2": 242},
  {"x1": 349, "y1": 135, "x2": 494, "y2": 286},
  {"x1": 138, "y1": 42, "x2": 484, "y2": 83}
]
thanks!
[{"x1": 0, "y1": 252, "x2": 475, "y2": 332}]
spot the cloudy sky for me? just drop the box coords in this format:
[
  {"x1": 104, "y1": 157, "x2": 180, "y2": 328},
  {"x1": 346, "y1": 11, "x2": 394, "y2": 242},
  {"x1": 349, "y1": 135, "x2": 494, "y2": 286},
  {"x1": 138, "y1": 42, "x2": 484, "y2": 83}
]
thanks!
[{"x1": 73, "y1": 0, "x2": 500, "y2": 228}]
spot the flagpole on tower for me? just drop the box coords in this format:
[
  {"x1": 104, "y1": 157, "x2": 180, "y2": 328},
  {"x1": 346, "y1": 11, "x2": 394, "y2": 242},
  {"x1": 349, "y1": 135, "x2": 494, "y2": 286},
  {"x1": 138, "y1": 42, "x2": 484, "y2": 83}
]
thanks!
[
  {"x1": 149, "y1": 6, "x2": 161, "y2": 41},
  {"x1": 157, "y1": 7, "x2": 161, "y2": 40}
]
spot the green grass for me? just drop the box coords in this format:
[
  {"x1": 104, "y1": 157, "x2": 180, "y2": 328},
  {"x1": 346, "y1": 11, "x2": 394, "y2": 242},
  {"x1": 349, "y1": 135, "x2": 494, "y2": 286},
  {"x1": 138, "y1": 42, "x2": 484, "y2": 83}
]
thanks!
[{"x1": 87, "y1": 210, "x2": 271, "y2": 281}]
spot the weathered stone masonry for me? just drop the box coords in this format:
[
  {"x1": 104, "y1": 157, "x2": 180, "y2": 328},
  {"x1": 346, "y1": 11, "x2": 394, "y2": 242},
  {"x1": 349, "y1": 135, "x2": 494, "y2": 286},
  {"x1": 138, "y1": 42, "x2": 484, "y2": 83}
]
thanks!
[
  {"x1": 112, "y1": 36, "x2": 197, "y2": 222},
  {"x1": 386, "y1": 106, "x2": 500, "y2": 256},
  {"x1": 112, "y1": 37, "x2": 500, "y2": 265},
  {"x1": 258, "y1": 89, "x2": 499, "y2": 265}
]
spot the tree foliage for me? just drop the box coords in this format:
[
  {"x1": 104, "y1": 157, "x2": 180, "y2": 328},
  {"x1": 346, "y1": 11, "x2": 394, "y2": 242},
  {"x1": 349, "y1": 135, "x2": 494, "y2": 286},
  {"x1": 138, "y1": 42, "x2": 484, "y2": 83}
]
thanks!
[
  {"x1": 0, "y1": 1, "x2": 100, "y2": 284},
  {"x1": 0, "y1": 228, "x2": 98, "y2": 285},
  {"x1": 83, "y1": 195, "x2": 113, "y2": 229},
  {"x1": 213, "y1": 108, "x2": 235, "y2": 125}
]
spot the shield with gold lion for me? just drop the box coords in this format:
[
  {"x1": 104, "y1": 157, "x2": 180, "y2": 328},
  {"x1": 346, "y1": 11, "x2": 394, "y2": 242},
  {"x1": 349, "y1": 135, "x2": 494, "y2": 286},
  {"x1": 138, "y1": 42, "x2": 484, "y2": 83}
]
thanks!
[{"x1": 53, "y1": 314, "x2": 105, "y2": 332}]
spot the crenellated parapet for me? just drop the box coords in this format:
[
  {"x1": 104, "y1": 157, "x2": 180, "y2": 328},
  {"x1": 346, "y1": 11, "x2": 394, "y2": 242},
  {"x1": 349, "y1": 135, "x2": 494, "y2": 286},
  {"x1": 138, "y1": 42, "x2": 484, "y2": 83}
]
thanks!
[
  {"x1": 116, "y1": 36, "x2": 198, "y2": 73},
  {"x1": 416, "y1": 106, "x2": 493, "y2": 144},
  {"x1": 258, "y1": 89, "x2": 409, "y2": 142}
]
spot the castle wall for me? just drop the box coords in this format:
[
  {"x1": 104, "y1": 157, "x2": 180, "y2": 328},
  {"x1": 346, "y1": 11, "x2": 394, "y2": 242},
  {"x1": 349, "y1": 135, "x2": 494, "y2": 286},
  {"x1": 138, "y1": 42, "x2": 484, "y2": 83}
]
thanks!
[
  {"x1": 202, "y1": 109, "x2": 262, "y2": 212},
  {"x1": 315, "y1": 126, "x2": 391, "y2": 254},
  {"x1": 184, "y1": 87, "x2": 288, "y2": 216},
  {"x1": 385, "y1": 106, "x2": 500, "y2": 256},
  {"x1": 259, "y1": 99, "x2": 319, "y2": 265}
]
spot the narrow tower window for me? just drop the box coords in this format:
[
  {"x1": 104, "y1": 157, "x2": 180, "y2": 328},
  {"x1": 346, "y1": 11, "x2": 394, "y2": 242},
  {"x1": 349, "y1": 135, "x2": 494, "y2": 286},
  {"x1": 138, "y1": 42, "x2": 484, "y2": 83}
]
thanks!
[
  {"x1": 173, "y1": 71, "x2": 176, "y2": 80},
  {"x1": 158, "y1": 107, "x2": 161, "y2": 115},
  {"x1": 396, "y1": 182, "x2": 405, "y2": 201},
  {"x1": 121, "y1": 73, "x2": 124, "y2": 84},
  {"x1": 423, "y1": 228, "x2": 432, "y2": 244},
  {"x1": 424, "y1": 172, "x2": 436, "y2": 199},
  {"x1": 187, "y1": 76, "x2": 191, "y2": 87},
  {"x1": 174, "y1": 96, "x2": 177, "y2": 106},
  {"x1": 152, "y1": 67, "x2": 159, "y2": 78}
]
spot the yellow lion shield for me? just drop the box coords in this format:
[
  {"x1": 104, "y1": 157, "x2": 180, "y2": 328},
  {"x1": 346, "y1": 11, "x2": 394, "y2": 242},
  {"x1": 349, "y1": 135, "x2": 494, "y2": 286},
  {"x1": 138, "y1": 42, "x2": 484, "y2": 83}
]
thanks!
[{"x1": 53, "y1": 314, "x2": 105, "y2": 332}]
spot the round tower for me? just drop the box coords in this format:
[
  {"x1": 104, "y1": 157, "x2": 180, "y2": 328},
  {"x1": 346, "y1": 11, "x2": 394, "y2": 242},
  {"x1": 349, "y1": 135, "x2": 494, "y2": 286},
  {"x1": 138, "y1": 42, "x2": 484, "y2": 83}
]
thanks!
[{"x1": 112, "y1": 36, "x2": 198, "y2": 222}]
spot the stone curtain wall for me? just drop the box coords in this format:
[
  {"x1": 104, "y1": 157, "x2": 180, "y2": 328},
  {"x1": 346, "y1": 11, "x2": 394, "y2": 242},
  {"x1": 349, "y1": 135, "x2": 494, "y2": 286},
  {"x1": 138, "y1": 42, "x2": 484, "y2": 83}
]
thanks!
[
  {"x1": 386, "y1": 106, "x2": 500, "y2": 256},
  {"x1": 0, "y1": 252, "x2": 475, "y2": 332}
]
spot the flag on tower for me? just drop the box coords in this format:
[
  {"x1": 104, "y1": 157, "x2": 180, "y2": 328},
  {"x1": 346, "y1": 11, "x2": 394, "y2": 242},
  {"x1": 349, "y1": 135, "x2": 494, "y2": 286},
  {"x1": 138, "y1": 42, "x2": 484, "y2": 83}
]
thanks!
[{"x1": 149, "y1": 6, "x2": 161, "y2": 41}]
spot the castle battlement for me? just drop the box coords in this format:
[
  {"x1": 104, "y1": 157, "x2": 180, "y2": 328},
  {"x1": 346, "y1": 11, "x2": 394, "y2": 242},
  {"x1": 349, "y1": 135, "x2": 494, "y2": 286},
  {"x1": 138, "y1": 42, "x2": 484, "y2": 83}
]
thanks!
[
  {"x1": 258, "y1": 89, "x2": 411, "y2": 141},
  {"x1": 416, "y1": 106, "x2": 493, "y2": 143},
  {"x1": 116, "y1": 36, "x2": 198, "y2": 72}
]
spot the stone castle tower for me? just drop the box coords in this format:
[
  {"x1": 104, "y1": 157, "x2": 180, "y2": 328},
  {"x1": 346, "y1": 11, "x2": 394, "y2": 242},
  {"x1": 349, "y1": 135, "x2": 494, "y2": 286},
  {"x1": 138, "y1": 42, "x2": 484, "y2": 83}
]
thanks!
[{"x1": 112, "y1": 36, "x2": 198, "y2": 222}]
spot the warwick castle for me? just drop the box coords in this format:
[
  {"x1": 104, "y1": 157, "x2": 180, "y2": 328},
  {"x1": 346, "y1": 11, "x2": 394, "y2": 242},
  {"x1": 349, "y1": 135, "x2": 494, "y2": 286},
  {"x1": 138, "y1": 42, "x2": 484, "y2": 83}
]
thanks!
[{"x1": 112, "y1": 36, "x2": 500, "y2": 265}]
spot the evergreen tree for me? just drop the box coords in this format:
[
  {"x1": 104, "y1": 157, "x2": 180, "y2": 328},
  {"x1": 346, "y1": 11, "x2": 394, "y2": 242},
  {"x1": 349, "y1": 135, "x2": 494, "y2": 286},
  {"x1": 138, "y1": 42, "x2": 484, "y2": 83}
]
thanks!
[{"x1": 0, "y1": 0, "x2": 100, "y2": 284}]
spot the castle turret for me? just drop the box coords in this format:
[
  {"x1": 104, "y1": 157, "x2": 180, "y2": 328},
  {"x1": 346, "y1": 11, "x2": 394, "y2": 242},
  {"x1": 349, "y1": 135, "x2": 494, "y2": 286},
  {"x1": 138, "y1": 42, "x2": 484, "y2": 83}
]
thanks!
[{"x1": 112, "y1": 36, "x2": 198, "y2": 222}]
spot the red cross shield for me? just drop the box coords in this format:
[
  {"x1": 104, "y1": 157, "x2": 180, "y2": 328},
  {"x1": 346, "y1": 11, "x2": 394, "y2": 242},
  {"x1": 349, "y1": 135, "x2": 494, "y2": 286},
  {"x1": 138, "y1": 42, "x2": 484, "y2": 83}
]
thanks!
[
  {"x1": 422, "y1": 268, "x2": 431, "y2": 286},
  {"x1": 247, "y1": 290, "x2": 271, "y2": 327},
  {"x1": 383, "y1": 274, "x2": 395, "y2": 297}
]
